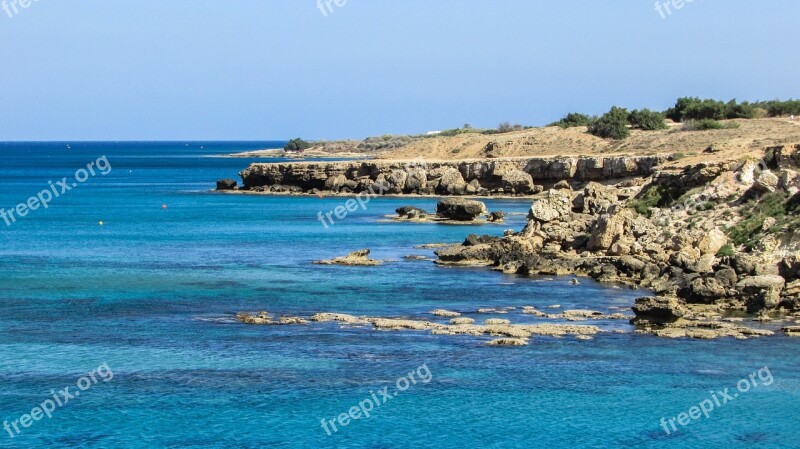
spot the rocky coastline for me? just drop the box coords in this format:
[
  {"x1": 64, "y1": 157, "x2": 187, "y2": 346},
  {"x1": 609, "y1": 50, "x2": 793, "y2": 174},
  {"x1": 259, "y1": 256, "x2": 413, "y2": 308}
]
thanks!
[
  {"x1": 431, "y1": 144, "x2": 800, "y2": 338},
  {"x1": 231, "y1": 155, "x2": 669, "y2": 196},
  {"x1": 227, "y1": 144, "x2": 800, "y2": 340}
]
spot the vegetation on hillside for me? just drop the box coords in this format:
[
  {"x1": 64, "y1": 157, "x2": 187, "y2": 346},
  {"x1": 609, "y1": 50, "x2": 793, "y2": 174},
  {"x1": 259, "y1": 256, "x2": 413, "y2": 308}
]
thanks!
[
  {"x1": 550, "y1": 113, "x2": 593, "y2": 129},
  {"x1": 628, "y1": 109, "x2": 668, "y2": 131},
  {"x1": 284, "y1": 138, "x2": 311, "y2": 152},
  {"x1": 587, "y1": 106, "x2": 630, "y2": 140}
]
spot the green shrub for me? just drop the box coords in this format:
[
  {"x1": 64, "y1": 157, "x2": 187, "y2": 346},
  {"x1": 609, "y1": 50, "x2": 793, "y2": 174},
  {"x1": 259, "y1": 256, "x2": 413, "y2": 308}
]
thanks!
[
  {"x1": 551, "y1": 113, "x2": 593, "y2": 128},
  {"x1": 284, "y1": 138, "x2": 311, "y2": 152},
  {"x1": 666, "y1": 97, "x2": 758, "y2": 122},
  {"x1": 628, "y1": 109, "x2": 668, "y2": 130},
  {"x1": 496, "y1": 122, "x2": 524, "y2": 133},
  {"x1": 724, "y1": 100, "x2": 757, "y2": 119},
  {"x1": 726, "y1": 192, "x2": 791, "y2": 249},
  {"x1": 682, "y1": 119, "x2": 740, "y2": 131},
  {"x1": 588, "y1": 106, "x2": 630, "y2": 140},
  {"x1": 716, "y1": 244, "x2": 735, "y2": 257},
  {"x1": 630, "y1": 184, "x2": 668, "y2": 216},
  {"x1": 763, "y1": 100, "x2": 800, "y2": 117}
]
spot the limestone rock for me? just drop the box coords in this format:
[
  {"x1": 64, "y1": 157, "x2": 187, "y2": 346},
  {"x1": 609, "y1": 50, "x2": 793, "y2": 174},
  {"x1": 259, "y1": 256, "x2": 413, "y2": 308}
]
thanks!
[
  {"x1": 501, "y1": 169, "x2": 536, "y2": 194},
  {"x1": 528, "y1": 189, "x2": 572, "y2": 223},
  {"x1": 631, "y1": 296, "x2": 688, "y2": 324},
  {"x1": 436, "y1": 198, "x2": 488, "y2": 221},
  {"x1": 313, "y1": 249, "x2": 383, "y2": 266}
]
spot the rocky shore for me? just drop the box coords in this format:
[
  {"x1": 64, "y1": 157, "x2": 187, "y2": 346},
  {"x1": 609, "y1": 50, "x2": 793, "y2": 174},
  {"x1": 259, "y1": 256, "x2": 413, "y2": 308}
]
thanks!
[
  {"x1": 233, "y1": 155, "x2": 668, "y2": 196},
  {"x1": 431, "y1": 144, "x2": 800, "y2": 338}
]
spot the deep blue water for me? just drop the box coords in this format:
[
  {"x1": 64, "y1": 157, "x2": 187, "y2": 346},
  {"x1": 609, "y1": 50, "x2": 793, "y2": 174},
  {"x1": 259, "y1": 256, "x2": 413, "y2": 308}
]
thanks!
[{"x1": 0, "y1": 142, "x2": 798, "y2": 448}]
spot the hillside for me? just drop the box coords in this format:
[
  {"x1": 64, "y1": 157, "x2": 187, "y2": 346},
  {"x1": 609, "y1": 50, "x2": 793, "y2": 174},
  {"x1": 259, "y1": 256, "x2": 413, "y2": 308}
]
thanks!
[{"x1": 379, "y1": 118, "x2": 800, "y2": 166}]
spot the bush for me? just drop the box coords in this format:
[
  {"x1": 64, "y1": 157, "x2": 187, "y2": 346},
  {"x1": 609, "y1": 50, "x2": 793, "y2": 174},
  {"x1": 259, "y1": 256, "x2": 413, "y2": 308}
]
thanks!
[
  {"x1": 551, "y1": 113, "x2": 593, "y2": 128},
  {"x1": 724, "y1": 100, "x2": 757, "y2": 119},
  {"x1": 284, "y1": 138, "x2": 311, "y2": 152},
  {"x1": 682, "y1": 119, "x2": 740, "y2": 131},
  {"x1": 666, "y1": 97, "x2": 758, "y2": 122},
  {"x1": 762, "y1": 100, "x2": 800, "y2": 117},
  {"x1": 726, "y1": 192, "x2": 791, "y2": 249},
  {"x1": 358, "y1": 135, "x2": 414, "y2": 151},
  {"x1": 628, "y1": 109, "x2": 668, "y2": 130},
  {"x1": 716, "y1": 244, "x2": 735, "y2": 257},
  {"x1": 496, "y1": 122, "x2": 524, "y2": 133},
  {"x1": 588, "y1": 106, "x2": 630, "y2": 140}
]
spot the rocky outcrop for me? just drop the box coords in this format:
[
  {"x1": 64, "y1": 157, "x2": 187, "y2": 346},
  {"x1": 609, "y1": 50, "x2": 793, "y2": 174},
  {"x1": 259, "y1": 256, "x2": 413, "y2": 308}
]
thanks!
[
  {"x1": 631, "y1": 297, "x2": 688, "y2": 325},
  {"x1": 238, "y1": 155, "x2": 668, "y2": 195},
  {"x1": 216, "y1": 179, "x2": 238, "y2": 190},
  {"x1": 436, "y1": 198, "x2": 488, "y2": 221},
  {"x1": 434, "y1": 145, "x2": 800, "y2": 320},
  {"x1": 313, "y1": 249, "x2": 384, "y2": 266}
]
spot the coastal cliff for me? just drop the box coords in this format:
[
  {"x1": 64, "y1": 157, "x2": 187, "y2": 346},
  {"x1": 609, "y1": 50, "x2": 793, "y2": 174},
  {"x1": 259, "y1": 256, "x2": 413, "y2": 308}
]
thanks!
[
  {"x1": 238, "y1": 155, "x2": 669, "y2": 195},
  {"x1": 434, "y1": 144, "x2": 800, "y2": 336}
]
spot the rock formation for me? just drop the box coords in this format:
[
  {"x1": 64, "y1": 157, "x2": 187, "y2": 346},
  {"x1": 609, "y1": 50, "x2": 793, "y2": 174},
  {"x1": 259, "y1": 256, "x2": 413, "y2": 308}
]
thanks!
[
  {"x1": 237, "y1": 155, "x2": 667, "y2": 195},
  {"x1": 435, "y1": 145, "x2": 800, "y2": 330}
]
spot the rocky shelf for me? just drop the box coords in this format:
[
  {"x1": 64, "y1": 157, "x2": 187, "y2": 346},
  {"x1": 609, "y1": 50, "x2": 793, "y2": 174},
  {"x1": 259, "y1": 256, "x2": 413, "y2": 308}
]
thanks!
[{"x1": 233, "y1": 155, "x2": 669, "y2": 196}]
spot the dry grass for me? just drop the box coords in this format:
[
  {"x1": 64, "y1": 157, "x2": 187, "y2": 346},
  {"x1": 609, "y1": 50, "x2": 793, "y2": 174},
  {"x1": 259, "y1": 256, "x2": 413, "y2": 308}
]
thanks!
[{"x1": 377, "y1": 118, "x2": 800, "y2": 167}]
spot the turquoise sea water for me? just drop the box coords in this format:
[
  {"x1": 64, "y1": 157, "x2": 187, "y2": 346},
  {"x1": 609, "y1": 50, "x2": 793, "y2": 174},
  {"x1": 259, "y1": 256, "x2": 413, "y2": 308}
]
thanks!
[{"x1": 0, "y1": 142, "x2": 798, "y2": 448}]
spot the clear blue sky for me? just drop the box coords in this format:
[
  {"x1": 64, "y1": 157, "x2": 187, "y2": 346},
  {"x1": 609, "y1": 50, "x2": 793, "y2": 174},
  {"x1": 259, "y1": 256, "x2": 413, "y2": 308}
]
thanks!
[{"x1": 0, "y1": 0, "x2": 798, "y2": 141}]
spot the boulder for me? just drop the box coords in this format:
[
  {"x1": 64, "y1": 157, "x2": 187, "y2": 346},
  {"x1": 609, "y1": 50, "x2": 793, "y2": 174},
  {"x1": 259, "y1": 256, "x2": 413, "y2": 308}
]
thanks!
[
  {"x1": 553, "y1": 180, "x2": 572, "y2": 190},
  {"x1": 396, "y1": 206, "x2": 428, "y2": 217},
  {"x1": 435, "y1": 168, "x2": 467, "y2": 195},
  {"x1": 436, "y1": 198, "x2": 488, "y2": 221},
  {"x1": 488, "y1": 210, "x2": 506, "y2": 222},
  {"x1": 753, "y1": 171, "x2": 779, "y2": 193},
  {"x1": 216, "y1": 179, "x2": 238, "y2": 190},
  {"x1": 502, "y1": 170, "x2": 535, "y2": 194},
  {"x1": 582, "y1": 182, "x2": 619, "y2": 214},
  {"x1": 464, "y1": 234, "x2": 500, "y2": 246},
  {"x1": 404, "y1": 169, "x2": 428, "y2": 193},
  {"x1": 631, "y1": 296, "x2": 688, "y2": 324},
  {"x1": 528, "y1": 189, "x2": 572, "y2": 223},
  {"x1": 696, "y1": 228, "x2": 728, "y2": 256},
  {"x1": 737, "y1": 275, "x2": 786, "y2": 311},
  {"x1": 324, "y1": 175, "x2": 348, "y2": 191},
  {"x1": 589, "y1": 210, "x2": 628, "y2": 251}
]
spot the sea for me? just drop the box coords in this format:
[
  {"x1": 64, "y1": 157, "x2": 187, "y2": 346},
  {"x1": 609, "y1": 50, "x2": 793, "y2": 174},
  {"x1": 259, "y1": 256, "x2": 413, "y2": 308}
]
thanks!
[{"x1": 0, "y1": 142, "x2": 798, "y2": 448}]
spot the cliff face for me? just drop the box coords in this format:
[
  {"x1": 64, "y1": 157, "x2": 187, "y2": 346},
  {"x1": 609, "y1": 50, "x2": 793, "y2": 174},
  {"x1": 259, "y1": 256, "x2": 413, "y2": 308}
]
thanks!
[{"x1": 239, "y1": 155, "x2": 669, "y2": 195}]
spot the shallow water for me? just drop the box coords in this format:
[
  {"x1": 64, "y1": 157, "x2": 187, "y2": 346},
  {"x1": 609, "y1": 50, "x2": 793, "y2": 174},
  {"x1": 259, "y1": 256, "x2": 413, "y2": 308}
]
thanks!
[{"x1": 0, "y1": 142, "x2": 798, "y2": 448}]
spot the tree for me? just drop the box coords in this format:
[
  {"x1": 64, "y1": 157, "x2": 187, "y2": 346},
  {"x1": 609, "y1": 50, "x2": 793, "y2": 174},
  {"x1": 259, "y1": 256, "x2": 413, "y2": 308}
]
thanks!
[
  {"x1": 628, "y1": 109, "x2": 668, "y2": 130},
  {"x1": 551, "y1": 113, "x2": 592, "y2": 128},
  {"x1": 284, "y1": 138, "x2": 311, "y2": 153},
  {"x1": 588, "y1": 106, "x2": 630, "y2": 140}
]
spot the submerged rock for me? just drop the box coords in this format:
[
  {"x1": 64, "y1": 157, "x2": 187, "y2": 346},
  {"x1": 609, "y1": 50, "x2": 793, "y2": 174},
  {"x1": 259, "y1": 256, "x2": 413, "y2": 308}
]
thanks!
[{"x1": 486, "y1": 338, "x2": 528, "y2": 346}]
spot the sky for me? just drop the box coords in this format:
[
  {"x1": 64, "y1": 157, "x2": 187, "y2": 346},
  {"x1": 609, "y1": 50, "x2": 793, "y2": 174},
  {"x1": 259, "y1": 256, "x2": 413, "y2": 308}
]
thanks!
[{"x1": 0, "y1": 0, "x2": 798, "y2": 141}]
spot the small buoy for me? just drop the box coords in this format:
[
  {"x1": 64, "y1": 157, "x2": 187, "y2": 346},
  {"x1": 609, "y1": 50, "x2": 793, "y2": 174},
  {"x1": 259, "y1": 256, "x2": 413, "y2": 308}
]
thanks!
[
  {"x1": 162, "y1": 204, "x2": 168, "y2": 209},
  {"x1": 98, "y1": 221, "x2": 104, "y2": 226}
]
